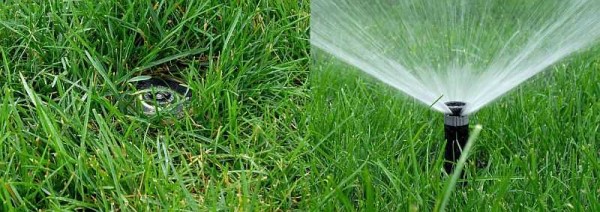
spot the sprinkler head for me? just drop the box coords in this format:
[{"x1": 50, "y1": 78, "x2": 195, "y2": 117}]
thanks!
[
  {"x1": 443, "y1": 101, "x2": 469, "y2": 176},
  {"x1": 446, "y1": 101, "x2": 466, "y2": 116},
  {"x1": 134, "y1": 77, "x2": 191, "y2": 116}
]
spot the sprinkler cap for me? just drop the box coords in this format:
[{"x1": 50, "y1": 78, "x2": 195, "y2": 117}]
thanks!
[
  {"x1": 445, "y1": 101, "x2": 466, "y2": 116},
  {"x1": 134, "y1": 77, "x2": 191, "y2": 116},
  {"x1": 444, "y1": 101, "x2": 468, "y2": 126}
]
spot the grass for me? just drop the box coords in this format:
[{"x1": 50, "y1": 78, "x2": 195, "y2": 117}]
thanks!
[
  {"x1": 309, "y1": 51, "x2": 600, "y2": 211},
  {"x1": 1, "y1": 0, "x2": 599, "y2": 211},
  {"x1": 1, "y1": 0, "x2": 310, "y2": 210}
]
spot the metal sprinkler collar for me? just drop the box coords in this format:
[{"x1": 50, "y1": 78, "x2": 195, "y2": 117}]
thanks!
[{"x1": 134, "y1": 77, "x2": 191, "y2": 116}]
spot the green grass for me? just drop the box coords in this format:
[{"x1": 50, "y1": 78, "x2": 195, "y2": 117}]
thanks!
[
  {"x1": 309, "y1": 51, "x2": 600, "y2": 211},
  {"x1": 1, "y1": 1, "x2": 310, "y2": 210},
  {"x1": 1, "y1": 0, "x2": 599, "y2": 211}
]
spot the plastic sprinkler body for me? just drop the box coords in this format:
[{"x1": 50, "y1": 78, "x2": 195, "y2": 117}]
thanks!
[{"x1": 443, "y1": 101, "x2": 469, "y2": 175}]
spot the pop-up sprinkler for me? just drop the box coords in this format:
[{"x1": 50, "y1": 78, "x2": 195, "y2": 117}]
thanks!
[
  {"x1": 134, "y1": 77, "x2": 191, "y2": 116},
  {"x1": 443, "y1": 101, "x2": 469, "y2": 175}
]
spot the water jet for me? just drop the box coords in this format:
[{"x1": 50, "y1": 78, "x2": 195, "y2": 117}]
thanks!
[
  {"x1": 312, "y1": 0, "x2": 600, "y2": 178},
  {"x1": 312, "y1": 0, "x2": 600, "y2": 114}
]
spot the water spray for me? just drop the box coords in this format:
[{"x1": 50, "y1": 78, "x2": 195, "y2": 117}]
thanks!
[{"x1": 443, "y1": 101, "x2": 469, "y2": 175}]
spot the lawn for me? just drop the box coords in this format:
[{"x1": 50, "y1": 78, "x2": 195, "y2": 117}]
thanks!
[
  {"x1": 1, "y1": 1, "x2": 310, "y2": 210},
  {"x1": 310, "y1": 0, "x2": 600, "y2": 210},
  {"x1": 1, "y1": 0, "x2": 599, "y2": 211},
  {"x1": 310, "y1": 51, "x2": 600, "y2": 211}
]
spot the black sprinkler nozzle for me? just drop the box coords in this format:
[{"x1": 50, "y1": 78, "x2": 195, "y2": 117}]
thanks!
[{"x1": 443, "y1": 101, "x2": 469, "y2": 175}]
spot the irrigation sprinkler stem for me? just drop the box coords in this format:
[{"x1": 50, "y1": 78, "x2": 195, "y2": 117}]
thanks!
[
  {"x1": 436, "y1": 125, "x2": 482, "y2": 212},
  {"x1": 443, "y1": 101, "x2": 469, "y2": 177}
]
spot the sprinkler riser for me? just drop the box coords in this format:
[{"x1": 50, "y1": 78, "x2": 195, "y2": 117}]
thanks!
[
  {"x1": 443, "y1": 120, "x2": 469, "y2": 174},
  {"x1": 443, "y1": 101, "x2": 469, "y2": 176}
]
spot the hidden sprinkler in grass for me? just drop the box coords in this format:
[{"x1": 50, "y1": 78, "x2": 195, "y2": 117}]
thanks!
[
  {"x1": 443, "y1": 101, "x2": 469, "y2": 176},
  {"x1": 134, "y1": 77, "x2": 191, "y2": 116}
]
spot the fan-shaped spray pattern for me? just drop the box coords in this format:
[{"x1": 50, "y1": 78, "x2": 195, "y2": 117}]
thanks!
[{"x1": 312, "y1": 0, "x2": 600, "y2": 114}]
